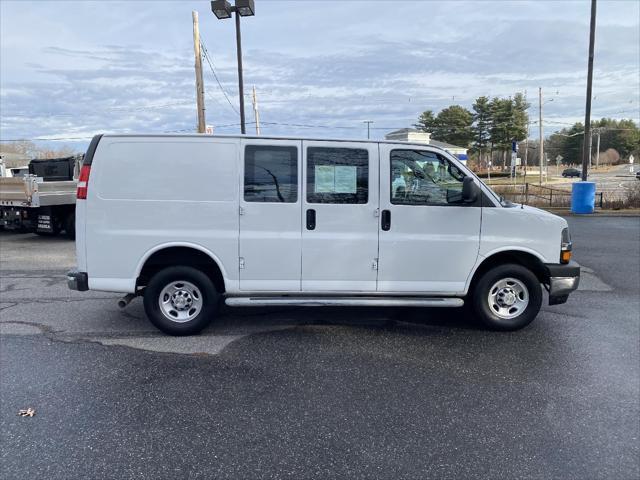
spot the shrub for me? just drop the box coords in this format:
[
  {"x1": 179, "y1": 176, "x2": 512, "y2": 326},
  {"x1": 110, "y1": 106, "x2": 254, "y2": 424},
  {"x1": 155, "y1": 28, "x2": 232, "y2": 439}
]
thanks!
[{"x1": 624, "y1": 182, "x2": 640, "y2": 208}]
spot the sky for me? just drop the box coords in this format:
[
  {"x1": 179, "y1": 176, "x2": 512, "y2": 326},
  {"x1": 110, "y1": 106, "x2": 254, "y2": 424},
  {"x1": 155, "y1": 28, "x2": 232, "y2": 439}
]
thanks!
[{"x1": 1, "y1": 0, "x2": 639, "y2": 152}]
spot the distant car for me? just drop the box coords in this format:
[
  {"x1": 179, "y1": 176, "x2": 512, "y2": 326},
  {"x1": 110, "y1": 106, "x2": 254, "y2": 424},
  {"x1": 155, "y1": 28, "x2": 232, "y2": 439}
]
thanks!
[
  {"x1": 562, "y1": 168, "x2": 581, "y2": 178},
  {"x1": 636, "y1": 171, "x2": 640, "y2": 180}
]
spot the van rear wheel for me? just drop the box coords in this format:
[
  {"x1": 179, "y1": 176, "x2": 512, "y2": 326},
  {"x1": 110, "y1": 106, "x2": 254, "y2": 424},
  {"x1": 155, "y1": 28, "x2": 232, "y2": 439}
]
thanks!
[
  {"x1": 471, "y1": 263, "x2": 542, "y2": 331},
  {"x1": 143, "y1": 266, "x2": 218, "y2": 336}
]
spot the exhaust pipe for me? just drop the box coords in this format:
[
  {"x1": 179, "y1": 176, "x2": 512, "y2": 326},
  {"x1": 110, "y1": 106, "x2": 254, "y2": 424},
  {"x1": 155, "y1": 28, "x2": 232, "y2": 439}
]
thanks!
[{"x1": 117, "y1": 293, "x2": 136, "y2": 309}]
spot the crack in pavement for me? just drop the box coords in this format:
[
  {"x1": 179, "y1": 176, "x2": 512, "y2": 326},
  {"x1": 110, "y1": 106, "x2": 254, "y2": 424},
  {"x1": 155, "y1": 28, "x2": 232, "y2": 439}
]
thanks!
[
  {"x1": 0, "y1": 283, "x2": 31, "y2": 294},
  {"x1": 0, "y1": 319, "x2": 296, "y2": 356},
  {"x1": 0, "y1": 296, "x2": 120, "y2": 313},
  {"x1": 0, "y1": 302, "x2": 19, "y2": 312}
]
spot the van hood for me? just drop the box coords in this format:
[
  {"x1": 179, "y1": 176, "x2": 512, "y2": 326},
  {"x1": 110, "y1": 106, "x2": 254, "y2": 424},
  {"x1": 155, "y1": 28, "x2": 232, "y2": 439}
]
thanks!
[{"x1": 519, "y1": 204, "x2": 569, "y2": 228}]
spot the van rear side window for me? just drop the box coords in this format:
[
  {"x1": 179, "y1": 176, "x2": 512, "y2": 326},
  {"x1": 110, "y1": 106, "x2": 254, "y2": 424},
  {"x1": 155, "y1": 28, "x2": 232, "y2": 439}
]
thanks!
[{"x1": 244, "y1": 145, "x2": 298, "y2": 203}]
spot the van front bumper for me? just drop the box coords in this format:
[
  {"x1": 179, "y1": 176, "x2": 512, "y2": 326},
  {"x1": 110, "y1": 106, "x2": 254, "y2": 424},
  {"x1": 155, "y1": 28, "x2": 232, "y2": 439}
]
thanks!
[
  {"x1": 67, "y1": 270, "x2": 89, "y2": 291},
  {"x1": 545, "y1": 261, "x2": 580, "y2": 305}
]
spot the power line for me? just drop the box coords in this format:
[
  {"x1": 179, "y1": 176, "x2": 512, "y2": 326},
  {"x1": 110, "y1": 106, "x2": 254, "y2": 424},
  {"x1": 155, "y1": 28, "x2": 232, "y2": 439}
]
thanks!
[
  {"x1": 199, "y1": 40, "x2": 240, "y2": 116},
  {"x1": 2, "y1": 101, "x2": 195, "y2": 119}
]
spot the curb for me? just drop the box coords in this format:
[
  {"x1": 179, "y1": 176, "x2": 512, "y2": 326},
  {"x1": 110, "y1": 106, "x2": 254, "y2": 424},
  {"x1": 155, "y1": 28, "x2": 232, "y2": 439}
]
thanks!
[{"x1": 546, "y1": 209, "x2": 640, "y2": 217}]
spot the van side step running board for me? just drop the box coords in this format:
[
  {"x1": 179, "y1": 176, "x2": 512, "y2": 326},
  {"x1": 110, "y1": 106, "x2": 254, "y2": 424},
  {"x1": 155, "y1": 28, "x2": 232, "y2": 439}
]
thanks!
[{"x1": 225, "y1": 297, "x2": 464, "y2": 308}]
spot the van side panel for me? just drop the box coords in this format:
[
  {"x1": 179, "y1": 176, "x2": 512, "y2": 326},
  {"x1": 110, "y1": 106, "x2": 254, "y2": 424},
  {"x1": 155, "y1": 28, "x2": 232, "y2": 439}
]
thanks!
[{"x1": 85, "y1": 137, "x2": 239, "y2": 293}]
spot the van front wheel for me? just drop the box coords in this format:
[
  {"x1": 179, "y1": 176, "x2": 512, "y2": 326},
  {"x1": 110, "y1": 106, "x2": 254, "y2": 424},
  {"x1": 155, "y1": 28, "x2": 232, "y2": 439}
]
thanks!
[
  {"x1": 471, "y1": 264, "x2": 542, "y2": 331},
  {"x1": 143, "y1": 266, "x2": 218, "y2": 336}
]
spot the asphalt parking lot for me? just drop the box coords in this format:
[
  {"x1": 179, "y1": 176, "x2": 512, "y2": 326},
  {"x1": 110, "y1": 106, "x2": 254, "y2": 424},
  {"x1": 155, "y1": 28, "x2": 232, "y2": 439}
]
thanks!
[{"x1": 1, "y1": 216, "x2": 639, "y2": 479}]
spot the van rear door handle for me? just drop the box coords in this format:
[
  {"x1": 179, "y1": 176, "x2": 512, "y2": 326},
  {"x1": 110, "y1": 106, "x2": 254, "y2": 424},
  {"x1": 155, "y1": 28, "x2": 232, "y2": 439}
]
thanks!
[
  {"x1": 381, "y1": 209, "x2": 391, "y2": 231},
  {"x1": 306, "y1": 209, "x2": 316, "y2": 230}
]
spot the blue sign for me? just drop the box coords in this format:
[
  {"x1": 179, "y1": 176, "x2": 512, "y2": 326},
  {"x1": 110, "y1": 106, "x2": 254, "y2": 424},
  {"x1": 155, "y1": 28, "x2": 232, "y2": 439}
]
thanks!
[{"x1": 512, "y1": 140, "x2": 518, "y2": 152}]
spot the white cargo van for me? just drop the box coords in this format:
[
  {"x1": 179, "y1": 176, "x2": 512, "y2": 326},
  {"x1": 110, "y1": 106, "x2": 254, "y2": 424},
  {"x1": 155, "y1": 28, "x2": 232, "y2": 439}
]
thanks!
[{"x1": 68, "y1": 134, "x2": 580, "y2": 335}]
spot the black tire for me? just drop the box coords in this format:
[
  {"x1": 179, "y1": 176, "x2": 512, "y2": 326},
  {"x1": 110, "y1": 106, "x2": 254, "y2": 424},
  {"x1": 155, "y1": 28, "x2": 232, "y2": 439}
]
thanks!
[
  {"x1": 64, "y1": 212, "x2": 75, "y2": 240},
  {"x1": 471, "y1": 263, "x2": 542, "y2": 331},
  {"x1": 143, "y1": 266, "x2": 218, "y2": 336},
  {"x1": 64, "y1": 212, "x2": 76, "y2": 240}
]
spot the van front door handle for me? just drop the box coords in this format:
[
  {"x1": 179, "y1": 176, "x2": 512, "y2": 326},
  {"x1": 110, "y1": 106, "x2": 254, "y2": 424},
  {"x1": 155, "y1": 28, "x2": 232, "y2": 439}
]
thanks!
[
  {"x1": 381, "y1": 209, "x2": 391, "y2": 231},
  {"x1": 306, "y1": 209, "x2": 316, "y2": 230}
]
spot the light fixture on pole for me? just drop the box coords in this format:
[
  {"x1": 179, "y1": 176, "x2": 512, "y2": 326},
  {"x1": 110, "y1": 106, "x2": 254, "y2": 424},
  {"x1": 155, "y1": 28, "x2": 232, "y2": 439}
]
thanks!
[{"x1": 211, "y1": 0, "x2": 255, "y2": 134}]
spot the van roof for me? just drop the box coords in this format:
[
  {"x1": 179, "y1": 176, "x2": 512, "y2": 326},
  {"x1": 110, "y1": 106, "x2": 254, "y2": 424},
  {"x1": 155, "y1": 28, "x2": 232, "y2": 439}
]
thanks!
[{"x1": 100, "y1": 133, "x2": 451, "y2": 154}]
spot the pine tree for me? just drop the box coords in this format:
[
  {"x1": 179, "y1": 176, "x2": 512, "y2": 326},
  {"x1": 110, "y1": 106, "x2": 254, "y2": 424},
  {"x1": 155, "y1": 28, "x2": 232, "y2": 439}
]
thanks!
[
  {"x1": 433, "y1": 105, "x2": 474, "y2": 147},
  {"x1": 415, "y1": 110, "x2": 437, "y2": 133},
  {"x1": 472, "y1": 96, "x2": 491, "y2": 164}
]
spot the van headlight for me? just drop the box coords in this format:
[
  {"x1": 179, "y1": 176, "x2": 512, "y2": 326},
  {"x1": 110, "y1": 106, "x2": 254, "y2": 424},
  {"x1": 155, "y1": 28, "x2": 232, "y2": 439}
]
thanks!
[{"x1": 560, "y1": 227, "x2": 572, "y2": 264}]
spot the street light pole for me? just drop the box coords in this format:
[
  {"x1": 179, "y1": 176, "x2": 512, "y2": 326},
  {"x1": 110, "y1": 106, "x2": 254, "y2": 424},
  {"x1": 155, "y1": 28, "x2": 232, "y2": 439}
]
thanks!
[
  {"x1": 211, "y1": 0, "x2": 255, "y2": 135},
  {"x1": 234, "y1": 11, "x2": 246, "y2": 134}
]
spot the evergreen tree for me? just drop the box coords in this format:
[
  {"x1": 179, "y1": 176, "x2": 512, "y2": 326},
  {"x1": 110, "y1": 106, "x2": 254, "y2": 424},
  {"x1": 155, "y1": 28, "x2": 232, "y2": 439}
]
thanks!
[
  {"x1": 512, "y1": 92, "x2": 530, "y2": 142},
  {"x1": 489, "y1": 97, "x2": 513, "y2": 152},
  {"x1": 415, "y1": 110, "x2": 436, "y2": 132},
  {"x1": 472, "y1": 96, "x2": 491, "y2": 160},
  {"x1": 433, "y1": 105, "x2": 474, "y2": 147}
]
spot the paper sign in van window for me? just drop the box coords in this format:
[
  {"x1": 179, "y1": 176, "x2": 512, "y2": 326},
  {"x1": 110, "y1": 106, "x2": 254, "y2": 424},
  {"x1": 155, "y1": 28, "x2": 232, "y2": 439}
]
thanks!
[
  {"x1": 315, "y1": 165, "x2": 334, "y2": 193},
  {"x1": 334, "y1": 166, "x2": 357, "y2": 193},
  {"x1": 314, "y1": 165, "x2": 357, "y2": 193}
]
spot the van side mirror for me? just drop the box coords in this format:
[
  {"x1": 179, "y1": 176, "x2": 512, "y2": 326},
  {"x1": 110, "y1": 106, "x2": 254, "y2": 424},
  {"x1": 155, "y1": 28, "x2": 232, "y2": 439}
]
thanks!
[{"x1": 462, "y1": 177, "x2": 479, "y2": 203}]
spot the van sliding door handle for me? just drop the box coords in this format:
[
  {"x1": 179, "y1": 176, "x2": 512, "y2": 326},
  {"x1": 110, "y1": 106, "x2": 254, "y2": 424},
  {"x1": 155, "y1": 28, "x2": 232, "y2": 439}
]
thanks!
[
  {"x1": 381, "y1": 210, "x2": 391, "y2": 231},
  {"x1": 306, "y1": 209, "x2": 316, "y2": 230}
]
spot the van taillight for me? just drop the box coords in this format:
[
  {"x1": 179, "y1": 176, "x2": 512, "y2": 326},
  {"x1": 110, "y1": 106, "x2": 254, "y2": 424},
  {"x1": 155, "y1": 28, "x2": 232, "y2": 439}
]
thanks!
[{"x1": 77, "y1": 165, "x2": 91, "y2": 199}]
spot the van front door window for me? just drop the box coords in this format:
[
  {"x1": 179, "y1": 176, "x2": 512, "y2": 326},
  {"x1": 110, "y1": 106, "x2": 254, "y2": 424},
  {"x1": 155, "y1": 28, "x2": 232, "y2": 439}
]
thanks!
[{"x1": 390, "y1": 150, "x2": 465, "y2": 206}]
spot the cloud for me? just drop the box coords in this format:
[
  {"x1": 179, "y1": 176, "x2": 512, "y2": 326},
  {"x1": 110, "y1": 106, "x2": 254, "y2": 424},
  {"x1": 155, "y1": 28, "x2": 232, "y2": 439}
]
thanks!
[{"x1": 0, "y1": 0, "x2": 638, "y2": 151}]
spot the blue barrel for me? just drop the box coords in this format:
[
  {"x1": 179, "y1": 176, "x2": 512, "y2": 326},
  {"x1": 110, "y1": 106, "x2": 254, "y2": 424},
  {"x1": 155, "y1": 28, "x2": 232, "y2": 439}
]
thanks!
[{"x1": 571, "y1": 181, "x2": 596, "y2": 214}]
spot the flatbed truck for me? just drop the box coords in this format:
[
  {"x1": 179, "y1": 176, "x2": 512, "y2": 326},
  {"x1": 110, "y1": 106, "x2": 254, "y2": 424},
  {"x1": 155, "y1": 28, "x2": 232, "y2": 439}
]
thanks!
[{"x1": 0, "y1": 156, "x2": 81, "y2": 238}]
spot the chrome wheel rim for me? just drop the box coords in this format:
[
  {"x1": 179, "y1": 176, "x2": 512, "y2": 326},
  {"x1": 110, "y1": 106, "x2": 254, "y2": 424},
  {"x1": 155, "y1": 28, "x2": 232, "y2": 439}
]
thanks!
[
  {"x1": 488, "y1": 277, "x2": 529, "y2": 320},
  {"x1": 158, "y1": 280, "x2": 203, "y2": 323}
]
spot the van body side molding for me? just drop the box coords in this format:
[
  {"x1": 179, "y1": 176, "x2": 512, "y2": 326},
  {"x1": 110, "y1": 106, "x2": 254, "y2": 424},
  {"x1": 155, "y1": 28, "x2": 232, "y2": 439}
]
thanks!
[{"x1": 225, "y1": 297, "x2": 464, "y2": 308}]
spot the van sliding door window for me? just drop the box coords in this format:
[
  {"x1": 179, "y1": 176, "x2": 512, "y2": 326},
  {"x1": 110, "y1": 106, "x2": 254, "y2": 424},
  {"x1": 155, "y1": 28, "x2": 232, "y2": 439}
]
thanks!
[
  {"x1": 390, "y1": 150, "x2": 465, "y2": 206},
  {"x1": 244, "y1": 145, "x2": 298, "y2": 203},
  {"x1": 306, "y1": 147, "x2": 368, "y2": 204}
]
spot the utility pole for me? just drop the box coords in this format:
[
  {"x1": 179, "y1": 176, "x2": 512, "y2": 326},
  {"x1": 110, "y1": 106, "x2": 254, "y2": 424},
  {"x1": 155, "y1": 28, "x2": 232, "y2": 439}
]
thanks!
[
  {"x1": 581, "y1": 0, "x2": 597, "y2": 181},
  {"x1": 363, "y1": 121, "x2": 374, "y2": 139},
  {"x1": 523, "y1": 90, "x2": 528, "y2": 182},
  {"x1": 595, "y1": 129, "x2": 601, "y2": 169},
  {"x1": 192, "y1": 11, "x2": 206, "y2": 133},
  {"x1": 524, "y1": 121, "x2": 529, "y2": 184},
  {"x1": 252, "y1": 85, "x2": 260, "y2": 135},
  {"x1": 538, "y1": 87, "x2": 543, "y2": 185},
  {"x1": 588, "y1": 128, "x2": 593, "y2": 169}
]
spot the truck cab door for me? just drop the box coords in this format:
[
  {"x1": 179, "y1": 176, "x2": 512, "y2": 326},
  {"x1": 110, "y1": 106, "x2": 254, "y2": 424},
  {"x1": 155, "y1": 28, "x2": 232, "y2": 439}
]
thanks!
[{"x1": 377, "y1": 144, "x2": 481, "y2": 294}]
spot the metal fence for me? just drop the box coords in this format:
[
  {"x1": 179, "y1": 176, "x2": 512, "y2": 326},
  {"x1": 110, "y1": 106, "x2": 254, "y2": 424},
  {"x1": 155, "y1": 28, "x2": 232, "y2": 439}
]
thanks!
[{"x1": 491, "y1": 183, "x2": 604, "y2": 209}]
